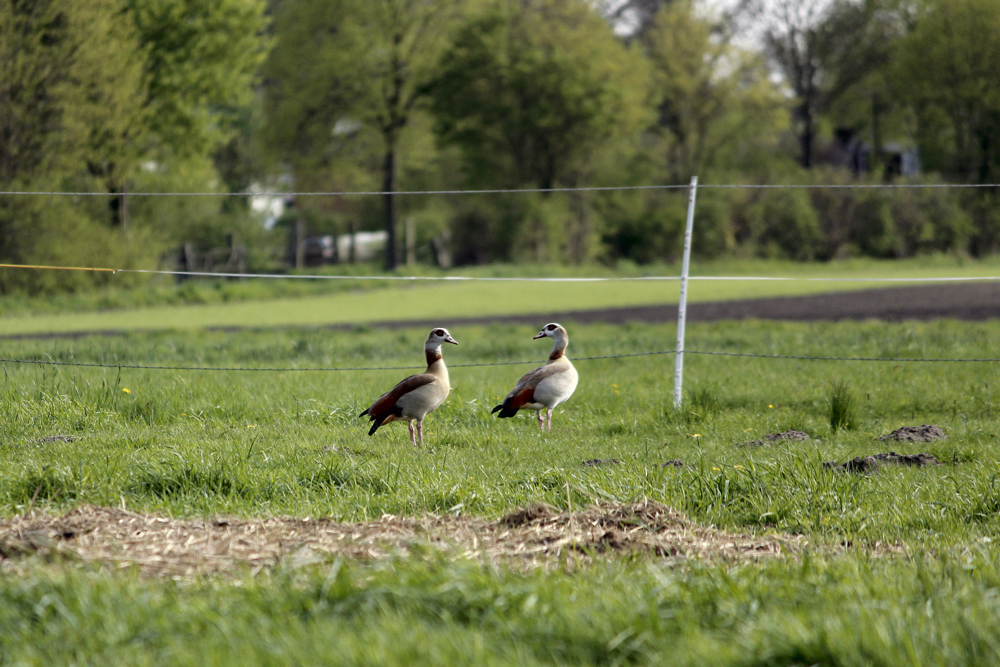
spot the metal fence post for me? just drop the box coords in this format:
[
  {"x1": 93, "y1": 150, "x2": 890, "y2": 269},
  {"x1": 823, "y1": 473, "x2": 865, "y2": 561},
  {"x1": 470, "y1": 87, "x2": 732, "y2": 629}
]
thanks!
[{"x1": 673, "y1": 176, "x2": 699, "y2": 409}]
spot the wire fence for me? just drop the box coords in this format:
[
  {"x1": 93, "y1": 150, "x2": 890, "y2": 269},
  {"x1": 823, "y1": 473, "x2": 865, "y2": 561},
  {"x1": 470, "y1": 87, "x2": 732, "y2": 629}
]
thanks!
[
  {"x1": 2, "y1": 177, "x2": 1000, "y2": 400},
  {"x1": 4, "y1": 265, "x2": 1000, "y2": 283},
  {"x1": 2, "y1": 181, "x2": 1000, "y2": 197},
  {"x1": 3, "y1": 348, "x2": 999, "y2": 374}
]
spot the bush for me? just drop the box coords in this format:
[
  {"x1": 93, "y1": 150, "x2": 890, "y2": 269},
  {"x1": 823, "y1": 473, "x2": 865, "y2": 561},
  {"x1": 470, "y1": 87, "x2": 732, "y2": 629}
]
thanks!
[
  {"x1": 810, "y1": 171, "x2": 971, "y2": 259},
  {"x1": 731, "y1": 187, "x2": 822, "y2": 260},
  {"x1": 0, "y1": 191, "x2": 161, "y2": 294}
]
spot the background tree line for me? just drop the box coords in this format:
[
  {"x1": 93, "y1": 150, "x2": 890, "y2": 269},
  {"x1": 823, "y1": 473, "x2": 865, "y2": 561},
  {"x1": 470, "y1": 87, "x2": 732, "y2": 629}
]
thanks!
[{"x1": 2, "y1": 0, "x2": 999, "y2": 291}]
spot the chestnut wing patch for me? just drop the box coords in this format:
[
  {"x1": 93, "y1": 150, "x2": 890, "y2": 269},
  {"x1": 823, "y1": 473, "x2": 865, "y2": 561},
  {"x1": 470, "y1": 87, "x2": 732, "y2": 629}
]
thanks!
[
  {"x1": 361, "y1": 373, "x2": 438, "y2": 435},
  {"x1": 491, "y1": 365, "x2": 564, "y2": 418}
]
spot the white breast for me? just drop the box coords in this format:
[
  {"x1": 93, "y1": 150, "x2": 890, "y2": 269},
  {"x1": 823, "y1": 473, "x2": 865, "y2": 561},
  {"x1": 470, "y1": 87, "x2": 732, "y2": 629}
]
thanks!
[
  {"x1": 533, "y1": 362, "x2": 578, "y2": 409},
  {"x1": 396, "y1": 379, "x2": 450, "y2": 420}
]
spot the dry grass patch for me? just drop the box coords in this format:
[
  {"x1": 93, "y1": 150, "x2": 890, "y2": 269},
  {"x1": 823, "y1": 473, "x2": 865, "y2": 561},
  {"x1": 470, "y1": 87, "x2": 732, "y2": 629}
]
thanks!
[{"x1": 0, "y1": 501, "x2": 799, "y2": 578}]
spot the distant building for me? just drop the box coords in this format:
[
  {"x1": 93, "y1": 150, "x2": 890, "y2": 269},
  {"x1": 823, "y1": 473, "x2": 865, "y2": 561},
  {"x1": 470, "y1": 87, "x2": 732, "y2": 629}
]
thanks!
[
  {"x1": 336, "y1": 231, "x2": 387, "y2": 263},
  {"x1": 822, "y1": 129, "x2": 921, "y2": 178}
]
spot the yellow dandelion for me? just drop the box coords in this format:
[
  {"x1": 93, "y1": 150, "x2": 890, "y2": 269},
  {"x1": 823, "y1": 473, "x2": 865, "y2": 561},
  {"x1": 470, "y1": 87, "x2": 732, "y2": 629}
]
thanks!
[
  {"x1": 248, "y1": 424, "x2": 256, "y2": 429},
  {"x1": 611, "y1": 384, "x2": 618, "y2": 388},
  {"x1": 734, "y1": 465, "x2": 745, "y2": 470},
  {"x1": 122, "y1": 388, "x2": 131, "y2": 394},
  {"x1": 181, "y1": 413, "x2": 187, "y2": 416},
  {"x1": 711, "y1": 467, "x2": 720, "y2": 471},
  {"x1": 768, "y1": 404, "x2": 773, "y2": 408}
]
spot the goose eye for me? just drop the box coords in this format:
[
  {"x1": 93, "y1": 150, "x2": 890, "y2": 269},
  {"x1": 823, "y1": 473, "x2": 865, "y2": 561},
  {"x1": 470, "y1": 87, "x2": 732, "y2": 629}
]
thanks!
[
  {"x1": 434, "y1": 329, "x2": 445, "y2": 336},
  {"x1": 547, "y1": 324, "x2": 556, "y2": 331}
]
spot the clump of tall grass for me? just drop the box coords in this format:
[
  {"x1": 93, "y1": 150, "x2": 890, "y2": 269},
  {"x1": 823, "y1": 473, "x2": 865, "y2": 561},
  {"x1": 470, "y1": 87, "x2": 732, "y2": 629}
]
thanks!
[
  {"x1": 828, "y1": 380, "x2": 858, "y2": 433},
  {"x1": 664, "y1": 385, "x2": 721, "y2": 426},
  {"x1": 689, "y1": 385, "x2": 722, "y2": 416}
]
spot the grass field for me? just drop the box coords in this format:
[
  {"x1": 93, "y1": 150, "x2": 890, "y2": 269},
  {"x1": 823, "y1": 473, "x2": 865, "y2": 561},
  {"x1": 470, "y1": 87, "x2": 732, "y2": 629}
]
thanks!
[
  {"x1": 3, "y1": 318, "x2": 1000, "y2": 664},
  {"x1": 2, "y1": 255, "x2": 1000, "y2": 335}
]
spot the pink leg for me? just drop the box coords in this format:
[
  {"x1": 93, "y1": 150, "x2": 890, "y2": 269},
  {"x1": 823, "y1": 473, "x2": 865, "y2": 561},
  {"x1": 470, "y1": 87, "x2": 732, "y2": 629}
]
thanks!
[
  {"x1": 416, "y1": 420, "x2": 424, "y2": 444},
  {"x1": 546, "y1": 408, "x2": 553, "y2": 431},
  {"x1": 537, "y1": 411, "x2": 545, "y2": 430},
  {"x1": 408, "y1": 421, "x2": 416, "y2": 444}
]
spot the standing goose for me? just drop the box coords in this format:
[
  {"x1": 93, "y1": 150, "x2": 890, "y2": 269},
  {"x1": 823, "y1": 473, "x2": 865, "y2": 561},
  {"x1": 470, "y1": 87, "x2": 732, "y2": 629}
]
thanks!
[
  {"x1": 492, "y1": 323, "x2": 579, "y2": 431},
  {"x1": 360, "y1": 327, "x2": 457, "y2": 444}
]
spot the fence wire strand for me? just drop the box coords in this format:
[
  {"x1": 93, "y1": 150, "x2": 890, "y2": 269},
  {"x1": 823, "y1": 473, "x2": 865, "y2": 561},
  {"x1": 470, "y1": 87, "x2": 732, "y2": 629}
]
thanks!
[
  {"x1": 3, "y1": 348, "x2": 998, "y2": 374},
  {"x1": 2, "y1": 182, "x2": 1000, "y2": 198},
  {"x1": 2, "y1": 264, "x2": 1000, "y2": 283}
]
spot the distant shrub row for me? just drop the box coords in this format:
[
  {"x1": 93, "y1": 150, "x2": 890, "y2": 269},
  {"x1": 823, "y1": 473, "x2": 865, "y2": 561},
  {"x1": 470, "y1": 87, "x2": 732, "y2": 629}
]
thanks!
[{"x1": 444, "y1": 170, "x2": 989, "y2": 266}]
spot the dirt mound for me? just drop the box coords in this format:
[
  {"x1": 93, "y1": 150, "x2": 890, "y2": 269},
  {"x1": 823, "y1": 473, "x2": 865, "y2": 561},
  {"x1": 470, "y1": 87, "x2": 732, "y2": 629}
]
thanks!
[
  {"x1": 740, "y1": 430, "x2": 811, "y2": 447},
  {"x1": 873, "y1": 451, "x2": 942, "y2": 466},
  {"x1": 0, "y1": 502, "x2": 797, "y2": 577},
  {"x1": 824, "y1": 451, "x2": 942, "y2": 473},
  {"x1": 879, "y1": 425, "x2": 947, "y2": 442},
  {"x1": 582, "y1": 458, "x2": 620, "y2": 467},
  {"x1": 36, "y1": 435, "x2": 76, "y2": 444}
]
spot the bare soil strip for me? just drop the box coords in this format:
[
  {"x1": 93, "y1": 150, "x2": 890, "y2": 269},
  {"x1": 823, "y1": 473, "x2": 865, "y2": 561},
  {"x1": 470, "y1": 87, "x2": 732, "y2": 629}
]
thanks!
[
  {"x1": 3, "y1": 283, "x2": 998, "y2": 341},
  {"x1": 0, "y1": 502, "x2": 799, "y2": 577}
]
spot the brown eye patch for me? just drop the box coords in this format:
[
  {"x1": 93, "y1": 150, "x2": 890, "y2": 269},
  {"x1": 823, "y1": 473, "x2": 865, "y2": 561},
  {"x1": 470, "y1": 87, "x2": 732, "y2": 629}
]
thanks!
[
  {"x1": 547, "y1": 324, "x2": 557, "y2": 331},
  {"x1": 434, "y1": 329, "x2": 445, "y2": 336}
]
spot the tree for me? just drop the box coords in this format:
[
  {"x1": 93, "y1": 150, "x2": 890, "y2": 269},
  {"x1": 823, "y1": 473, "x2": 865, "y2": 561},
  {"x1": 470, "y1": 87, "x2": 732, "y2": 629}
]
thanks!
[
  {"x1": 815, "y1": 0, "x2": 912, "y2": 176},
  {"x1": 126, "y1": 0, "x2": 270, "y2": 161},
  {"x1": 0, "y1": 0, "x2": 144, "y2": 187},
  {"x1": 429, "y1": 0, "x2": 652, "y2": 191},
  {"x1": 895, "y1": 0, "x2": 1000, "y2": 183},
  {"x1": 114, "y1": 0, "x2": 269, "y2": 228},
  {"x1": 642, "y1": 1, "x2": 785, "y2": 182},
  {"x1": 751, "y1": 0, "x2": 833, "y2": 169},
  {"x1": 263, "y1": 0, "x2": 461, "y2": 270},
  {"x1": 0, "y1": 0, "x2": 160, "y2": 289}
]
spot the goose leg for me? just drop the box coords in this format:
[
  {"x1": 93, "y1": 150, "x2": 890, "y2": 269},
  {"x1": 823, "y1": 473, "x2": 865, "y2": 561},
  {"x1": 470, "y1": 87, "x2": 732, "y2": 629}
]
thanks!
[
  {"x1": 537, "y1": 411, "x2": 545, "y2": 430},
  {"x1": 416, "y1": 420, "x2": 424, "y2": 444},
  {"x1": 408, "y1": 421, "x2": 416, "y2": 445},
  {"x1": 546, "y1": 408, "x2": 553, "y2": 431}
]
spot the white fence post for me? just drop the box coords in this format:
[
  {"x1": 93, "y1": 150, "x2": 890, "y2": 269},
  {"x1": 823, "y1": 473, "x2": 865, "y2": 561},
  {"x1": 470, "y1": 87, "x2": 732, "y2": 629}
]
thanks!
[{"x1": 673, "y1": 176, "x2": 699, "y2": 409}]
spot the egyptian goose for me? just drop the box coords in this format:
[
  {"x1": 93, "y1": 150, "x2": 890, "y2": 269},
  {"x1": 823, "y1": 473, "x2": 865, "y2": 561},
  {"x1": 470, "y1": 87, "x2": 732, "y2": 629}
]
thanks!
[
  {"x1": 492, "y1": 323, "x2": 579, "y2": 430},
  {"x1": 360, "y1": 327, "x2": 458, "y2": 444}
]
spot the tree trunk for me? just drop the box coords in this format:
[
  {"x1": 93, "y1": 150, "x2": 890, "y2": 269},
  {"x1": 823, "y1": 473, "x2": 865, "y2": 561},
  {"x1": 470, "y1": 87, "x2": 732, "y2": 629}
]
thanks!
[
  {"x1": 870, "y1": 94, "x2": 882, "y2": 177},
  {"x1": 383, "y1": 144, "x2": 397, "y2": 271},
  {"x1": 799, "y1": 97, "x2": 814, "y2": 169},
  {"x1": 109, "y1": 181, "x2": 129, "y2": 231}
]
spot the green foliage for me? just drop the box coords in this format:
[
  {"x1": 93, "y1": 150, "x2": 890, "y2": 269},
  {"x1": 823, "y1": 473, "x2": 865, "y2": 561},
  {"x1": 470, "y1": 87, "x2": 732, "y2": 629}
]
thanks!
[
  {"x1": 430, "y1": 0, "x2": 652, "y2": 190},
  {"x1": 642, "y1": 1, "x2": 787, "y2": 183},
  {"x1": 125, "y1": 0, "x2": 270, "y2": 159},
  {"x1": 895, "y1": 0, "x2": 1000, "y2": 184},
  {"x1": 732, "y1": 187, "x2": 823, "y2": 260},
  {"x1": 0, "y1": 194, "x2": 160, "y2": 294},
  {"x1": 827, "y1": 379, "x2": 857, "y2": 433},
  {"x1": 0, "y1": 0, "x2": 270, "y2": 293},
  {"x1": 0, "y1": 0, "x2": 144, "y2": 185}
]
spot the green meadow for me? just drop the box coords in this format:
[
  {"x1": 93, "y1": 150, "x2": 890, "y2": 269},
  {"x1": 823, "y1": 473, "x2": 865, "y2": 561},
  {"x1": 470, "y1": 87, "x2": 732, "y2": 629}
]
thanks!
[
  {"x1": 2, "y1": 315, "x2": 1000, "y2": 664},
  {"x1": 1, "y1": 255, "x2": 999, "y2": 335}
]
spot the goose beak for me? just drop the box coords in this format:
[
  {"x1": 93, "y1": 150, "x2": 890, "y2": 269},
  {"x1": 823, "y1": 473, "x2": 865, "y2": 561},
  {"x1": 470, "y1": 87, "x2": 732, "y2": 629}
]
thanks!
[
  {"x1": 533, "y1": 331, "x2": 546, "y2": 339},
  {"x1": 445, "y1": 335, "x2": 458, "y2": 345}
]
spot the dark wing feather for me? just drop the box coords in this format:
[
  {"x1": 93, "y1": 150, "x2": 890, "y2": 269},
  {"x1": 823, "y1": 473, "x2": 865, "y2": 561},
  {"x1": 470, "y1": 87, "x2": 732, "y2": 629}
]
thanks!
[
  {"x1": 492, "y1": 365, "x2": 564, "y2": 418},
  {"x1": 362, "y1": 373, "x2": 438, "y2": 434}
]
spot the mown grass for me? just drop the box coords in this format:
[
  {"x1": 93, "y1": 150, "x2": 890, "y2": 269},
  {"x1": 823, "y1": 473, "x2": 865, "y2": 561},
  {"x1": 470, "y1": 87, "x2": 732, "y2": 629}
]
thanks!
[
  {"x1": 1, "y1": 254, "x2": 998, "y2": 335},
  {"x1": 3, "y1": 318, "x2": 1000, "y2": 664},
  {"x1": 4, "y1": 551, "x2": 1000, "y2": 666}
]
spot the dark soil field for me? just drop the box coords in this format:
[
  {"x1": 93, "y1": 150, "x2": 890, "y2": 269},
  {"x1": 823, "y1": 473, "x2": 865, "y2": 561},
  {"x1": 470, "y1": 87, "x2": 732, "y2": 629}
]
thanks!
[
  {"x1": 2, "y1": 283, "x2": 997, "y2": 340},
  {"x1": 368, "y1": 282, "x2": 1000, "y2": 330}
]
